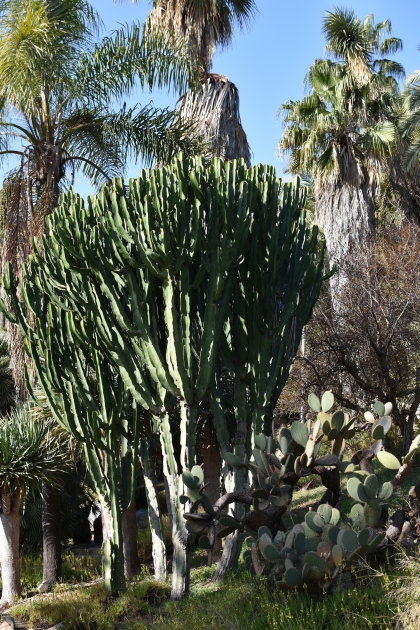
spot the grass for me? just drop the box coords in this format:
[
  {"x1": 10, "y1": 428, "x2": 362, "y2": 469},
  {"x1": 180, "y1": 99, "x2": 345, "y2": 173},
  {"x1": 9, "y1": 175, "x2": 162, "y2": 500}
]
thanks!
[
  {"x1": 7, "y1": 465, "x2": 420, "y2": 629},
  {"x1": 11, "y1": 563, "x2": 401, "y2": 630}
]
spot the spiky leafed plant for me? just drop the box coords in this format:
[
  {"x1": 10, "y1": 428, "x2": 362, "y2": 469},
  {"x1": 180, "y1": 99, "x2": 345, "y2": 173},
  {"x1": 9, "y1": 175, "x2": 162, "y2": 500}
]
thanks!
[
  {"x1": 0, "y1": 405, "x2": 68, "y2": 606},
  {"x1": 278, "y1": 9, "x2": 403, "y2": 296},
  {"x1": 0, "y1": 0, "x2": 203, "y2": 398},
  {"x1": 401, "y1": 60, "x2": 420, "y2": 175}
]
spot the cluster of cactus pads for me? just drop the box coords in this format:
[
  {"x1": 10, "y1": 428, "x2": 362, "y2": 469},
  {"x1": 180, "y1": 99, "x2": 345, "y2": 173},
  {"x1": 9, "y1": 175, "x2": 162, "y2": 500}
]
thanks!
[
  {"x1": 182, "y1": 391, "x2": 420, "y2": 592},
  {"x1": 244, "y1": 505, "x2": 385, "y2": 593}
]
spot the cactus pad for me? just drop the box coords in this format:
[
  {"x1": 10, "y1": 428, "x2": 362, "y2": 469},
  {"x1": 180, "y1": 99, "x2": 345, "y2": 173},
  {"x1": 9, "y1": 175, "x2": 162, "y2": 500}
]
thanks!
[
  {"x1": 364, "y1": 474, "x2": 379, "y2": 499},
  {"x1": 379, "y1": 481, "x2": 393, "y2": 501},
  {"x1": 373, "y1": 401, "x2": 385, "y2": 416},
  {"x1": 321, "y1": 391, "x2": 334, "y2": 412},
  {"x1": 308, "y1": 393, "x2": 321, "y2": 412},
  {"x1": 376, "y1": 451, "x2": 401, "y2": 470},
  {"x1": 358, "y1": 528, "x2": 370, "y2": 547},
  {"x1": 337, "y1": 529, "x2": 358, "y2": 552},
  {"x1": 290, "y1": 421, "x2": 309, "y2": 447},
  {"x1": 350, "y1": 503, "x2": 366, "y2": 529},
  {"x1": 347, "y1": 477, "x2": 369, "y2": 503},
  {"x1": 364, "y1": 499, "x2": 382, "y2": 527},
  {"x1": 285, "y1": 567, "x2": 303, "y2": 587}
]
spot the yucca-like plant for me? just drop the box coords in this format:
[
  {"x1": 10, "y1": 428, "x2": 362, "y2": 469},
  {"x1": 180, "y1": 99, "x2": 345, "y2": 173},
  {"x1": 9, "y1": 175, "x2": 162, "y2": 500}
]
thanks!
[{"x1": 0, "y1": 405, "x2": 68, "y2": 606}]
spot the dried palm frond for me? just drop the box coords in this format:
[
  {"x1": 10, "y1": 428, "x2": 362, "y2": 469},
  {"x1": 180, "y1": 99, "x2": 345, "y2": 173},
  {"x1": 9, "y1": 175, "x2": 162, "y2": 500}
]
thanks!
[{"x1": 178, "y1": 74, "x2": 251, "y2": 166}]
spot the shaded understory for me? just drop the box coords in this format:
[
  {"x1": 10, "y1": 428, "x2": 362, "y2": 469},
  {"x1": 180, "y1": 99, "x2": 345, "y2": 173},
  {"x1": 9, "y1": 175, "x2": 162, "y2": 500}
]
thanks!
[{"x1": 6, "y1": 462, "x2": 420, "y2": 630}]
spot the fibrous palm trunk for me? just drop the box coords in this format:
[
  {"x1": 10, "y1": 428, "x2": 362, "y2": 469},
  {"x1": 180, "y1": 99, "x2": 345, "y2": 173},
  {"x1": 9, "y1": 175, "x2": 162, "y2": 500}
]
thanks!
[
  {"x1": 0, "y1": 487, "x2": 22, "y2": 607},
  {"x1": 178, "y1": 74, "x2": 251, "y2": 168},
  {"x1": 41, "y1": 483, "x2": 62, "y2": 586},
  {"x1": 316, "y1": 176, "x2": 375, "y2": 303}
]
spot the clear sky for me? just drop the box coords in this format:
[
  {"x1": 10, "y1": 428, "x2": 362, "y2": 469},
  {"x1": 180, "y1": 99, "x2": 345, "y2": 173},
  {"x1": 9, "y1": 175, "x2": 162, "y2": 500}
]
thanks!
[{"x1": 5, "y1": 1, "x2": 420, "y2": 197}]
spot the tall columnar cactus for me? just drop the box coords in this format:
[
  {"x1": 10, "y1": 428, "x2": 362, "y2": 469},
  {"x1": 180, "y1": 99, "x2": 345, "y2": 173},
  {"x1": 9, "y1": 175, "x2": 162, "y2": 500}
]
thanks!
[
  {"x1": 0, "y1": 277, "x2": 139, "y2": 594},
  {"x1": 1, "y1": 155, "x2": 254, "y2": 600},
  {"x1": 212, "y1": 174, "x2": 326, "y2": 579}
]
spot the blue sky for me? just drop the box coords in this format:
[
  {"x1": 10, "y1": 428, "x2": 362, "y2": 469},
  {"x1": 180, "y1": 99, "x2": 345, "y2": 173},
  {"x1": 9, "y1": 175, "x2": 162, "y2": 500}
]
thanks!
[{"x1": 5, "y1": 1, "x2": 420, "y2": 197}]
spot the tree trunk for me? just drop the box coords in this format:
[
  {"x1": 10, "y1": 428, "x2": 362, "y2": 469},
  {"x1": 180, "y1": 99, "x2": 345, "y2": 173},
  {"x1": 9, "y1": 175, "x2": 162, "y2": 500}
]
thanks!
[
  {"x1": 213, "y1": 368, "x2": 249, "y2": 582},
  {"x1": 140, "y1": 437, "x2": 167, "y2": 582},
  {"x1": 0, "y1": 488, "x2": 22, "y2": 607},
  {"x1": 316, "y1": 178, "x2": 375, "y2": 303},
  {"x1": 203, "y1": 423, "x2": 222, "y2": 561},
  {"x1": 101, "y1": 498, "x2": 125, "y2": 595},
  {"x1": 41, "y1": 483, "x2": 62, "y2": 586},
  {"x1": 122, "y1": 502, "x2": 140, "y2": 579}
]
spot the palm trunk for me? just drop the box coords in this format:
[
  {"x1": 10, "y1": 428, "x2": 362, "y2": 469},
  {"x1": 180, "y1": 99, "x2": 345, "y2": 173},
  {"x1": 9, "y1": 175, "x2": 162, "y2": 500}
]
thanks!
[
  {"x1": 316, "y1": 177, "x2": 375, "y2": 303},
  {"x1": 42, "y1": 483, "x2": 62, "y2": 585},
  {"x1": 0, "y1": 488, "x2": 22, "y2": 607}
]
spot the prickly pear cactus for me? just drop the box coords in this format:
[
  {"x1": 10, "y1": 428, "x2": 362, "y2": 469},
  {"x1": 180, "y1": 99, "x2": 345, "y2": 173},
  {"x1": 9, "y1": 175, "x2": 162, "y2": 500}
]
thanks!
[{"x1": 245, "y1": 504, "x2": 385, "y2": 593}]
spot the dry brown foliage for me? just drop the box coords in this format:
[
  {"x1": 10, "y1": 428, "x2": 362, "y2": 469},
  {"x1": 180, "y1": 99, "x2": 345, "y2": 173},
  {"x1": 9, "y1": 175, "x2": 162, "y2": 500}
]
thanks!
[{"x1": 277, "y1": 223, "x2": 420, "y2": 455}]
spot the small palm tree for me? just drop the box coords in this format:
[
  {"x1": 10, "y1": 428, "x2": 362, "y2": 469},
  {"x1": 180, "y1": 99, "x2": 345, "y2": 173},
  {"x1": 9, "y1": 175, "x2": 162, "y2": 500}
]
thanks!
[{"x1": 0, "y1": 405, "x2": 68, "y2": 607}]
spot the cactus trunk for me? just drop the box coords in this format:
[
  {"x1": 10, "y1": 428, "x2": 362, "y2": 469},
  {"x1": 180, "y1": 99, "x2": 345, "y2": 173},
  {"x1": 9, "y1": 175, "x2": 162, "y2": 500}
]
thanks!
[{"x1": 140, "y1": 437, "x2": 167, "y2": 581}]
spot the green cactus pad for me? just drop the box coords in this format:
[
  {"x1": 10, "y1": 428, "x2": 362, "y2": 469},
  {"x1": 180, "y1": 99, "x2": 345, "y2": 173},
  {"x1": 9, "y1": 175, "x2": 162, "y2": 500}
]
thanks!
[
  {"x1": 376, "y1": 451, "x2": 401, "y2": 470},
  {"x1": 294, "y1": 458, "x2": 302, "y2": 474},
  {"x1": 343, "y1": 428, "x2": 356, "y2": 440},
  {"x1": 270, "y1": 493, "x2": 290, "y2": 507},
  {"x1": 216, "y1": 526, "x2": 235, "y2": 538},
  {"x1": 368, "y1": 532, "x2": 386, "y2": 549},
  {"x1": 372, "y1": 424, "x2": 385, "y2": 440},
  {"x1": 185, "y1": 519, "x2": 208, "y2": 533},
  {"x1": 327, "y1": 525, "x2": 340, "y2": 544},
  {"x1": 331, "y1": 410, "x2": 345, "y2": 432},
  {"x1": 182, "y1": 470, "x2": 200, "y2": 490},
  {"x1": 285, "y1": 567, "x2": 303, "y2": 587},
  {"x1": 317, "y1": 540, "x2": 332, "y2": 559},
  {"x1": 280, "y1": 547, "x2": 298, "y2": 563},
  {"x1": 350, "y1": 503, "x2": 366, "y2": 529},
  {"x1": 200, "y1": 492, "x2": 215, "y2": 515},
  {"x1": 364, "y1": 499, "x2": 382, "y2": 527},
  {"x1": 294, "y1": 532, "x2": 306, "y2": 555},
  {"x1": 290, "y1": 421, "x2": 309, "y2": 447},
  {"x1": 379, "y1": 481, "x2": 393, "y2": 500},
  {"x1": 327, "y1": 428, "x2": 339, "y2": 441},
  {"x1": 253, "y1": 449, "x2": 268, "y2": 474},
  {"x1": 261, "y1": 543, "x2": 281, "y2": 562},
  {"x1": 244, "y1": 555, "x2": 253, "y2": 570},
  {"x1": 321, "y1": 391, "x2": 335, "y2": 413},
  {"x1": 308, "y1": 393, "x2": 321, "y2": 412},
  {"x1": 305, "y1": 537, "x2": 320, "y2": 552},
  {"x1": 306, "y1": 566, "x2": 326, "y2": 584},
  {"x1": 305, "y1": 439, "x2": 315, "y2": 459},
  {"x1": 258, "y1": 526, "x2": 273, "y2": 540},
  {"x1": 317, "y1": 504, "x2": 333, "y2": 524},
  {"x1": 312, "y1": 419, "x2": 321, "y2": 439},
  {"x1": 284, "y1": 558, "x2": 295, "y2": 571},
  {"x1": 279, "y1": 436, "x2": 289, "y2": 456},
  {"x1": 364, "y1": 411, "x2": 375, "y2": 423},
  {"x1": 322, "y1": 419, "x2": 332, "y2": 435},
  {"x1": 338, "y1": 460, "x2": 355, "y2": 474},
  {"x1": 305, "y1": 511, "x2": 324, "y2": 533},
  {"x1": 364, "y1": 474, "x2": 379, "y2": 499},
  {"x1": 245, "y1": 536, "x2": 256, "y2": 548},
  {"x1": 220, "y1": 515, "x2": 241, "y2": 529},
  {"x1": 332, "y1": 544, "x2": 343, "y2": 567},
  {"x1": 384, "y1": 402, "x2": 393, "y2": 415},
  {"x1": 266, "y1": 436, "x2": 275, "y2": 454},
  {"x1": 347, "y1": 477, "x2": 369, "y2": 503},
  {"x1": 223, "y1": 452, "x2": 248, "y2": 468},
  {"x1": 198, "y1": 535, "x2": 211, "y2": 550},
  {"x1": 191, "y1": 465, "x2": 204, "y2": 486},
  {"x1": 373, "y1": 401, "x2": 385, "y2": 417},
  {"x1": 358, "y1": 528, "x2": 370, "y2": 547},
  {"x1": 330, "y1": 508, "x2": 340, "y2": 526},
  {"x1": 304, "y1": 551, "x2": 330, "y2": 574},
  {"x1": 337, "y1": 529, "x2": 358, "y2": 552},
  {"x1": 258, "y1": 499, "x2": 270, "y2": 510},
  {"x1": 254, "y1": 434, "x2": 267, "y2": 451}
]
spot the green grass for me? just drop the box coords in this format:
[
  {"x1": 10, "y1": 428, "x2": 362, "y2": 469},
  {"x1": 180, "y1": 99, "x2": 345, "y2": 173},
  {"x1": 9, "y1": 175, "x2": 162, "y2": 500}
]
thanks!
[{"x1": 11, "y1": 563, "x2": 400, "y2": 630}]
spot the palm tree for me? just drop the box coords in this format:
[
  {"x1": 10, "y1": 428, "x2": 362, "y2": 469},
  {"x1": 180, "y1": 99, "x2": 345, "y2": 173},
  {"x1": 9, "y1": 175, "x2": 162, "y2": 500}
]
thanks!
[
  {"x1": 0, "y1": 406, "x2": 67, "y2": 607},
  {"x1": 144, "y1": 0, "x2": 255, "y2": 165},
  {"x1": 278, "y1": 9, "x2": 403, "y2": 294},
  {"x1": 0, "y1": 0, "x2": 203, "y2": 397},
  {"x1": 401, "y1": 60, "x2": 420, "y2": 184}
]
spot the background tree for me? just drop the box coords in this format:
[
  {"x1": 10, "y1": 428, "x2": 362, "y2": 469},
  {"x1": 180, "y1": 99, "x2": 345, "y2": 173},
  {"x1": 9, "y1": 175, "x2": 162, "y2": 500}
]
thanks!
[
  {"x1": 278, "y1": 8, "x2": 404, "y2": 296},
  {"x1": 0, "y1": 0, "x2": 202, "y2": 397},
  {"x1": 278, "y1": 223, "x2": 420, "y2": 456}
]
